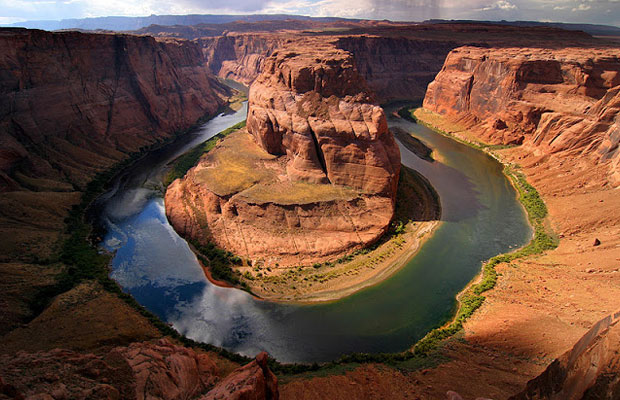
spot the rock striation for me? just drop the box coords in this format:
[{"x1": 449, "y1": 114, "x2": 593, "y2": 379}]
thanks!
[
  {"x1": 335, "y1": 36, "x2": 457, "y2": 102},
  {"x1": 165, "y1": 40, "x2": 401, "y2": 266},
  {"x1": 423, "y1": 46, "x2": 620, "y2": 185},
  {"x1": 200, "y1": 34, "x2": 287, "y2": 85},
  {"x1": 0, "y1": 28, "x2": 227, "y2": 191},
  {"x1": 246, "y1": 42, "x2": 400, "y2": 195},
  {"x1": 510, "y1": 311, "x2": 620, "y2": 399},
  {"x1": 0, "y1": 339, "x2": 278, "y2": 400}
]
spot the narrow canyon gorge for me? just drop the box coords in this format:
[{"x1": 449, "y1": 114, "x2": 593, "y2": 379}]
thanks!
[{"x1": 1, "y1": 19, "x2": 620, "y2": 400}]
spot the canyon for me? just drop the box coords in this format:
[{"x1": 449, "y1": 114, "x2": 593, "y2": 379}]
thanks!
[
  {"x1": 165, "y1": 39, "x2": 401, "y2": 269},
  {"x1": 1, "y1": 20, "x2": 620, "y2": 400}
]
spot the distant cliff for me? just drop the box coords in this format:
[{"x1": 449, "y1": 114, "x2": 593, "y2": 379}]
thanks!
[
  {"x1": 0, "y1": 28, "x2": 227, "y2": 191},
  {"x1": 200, "y1": 34, "x2": 286, "y2": 85}
]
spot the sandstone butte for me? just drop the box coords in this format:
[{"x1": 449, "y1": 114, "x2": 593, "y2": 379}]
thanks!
[{"x1": 165, "y1": 39, "x2": 401, "y2": 267}]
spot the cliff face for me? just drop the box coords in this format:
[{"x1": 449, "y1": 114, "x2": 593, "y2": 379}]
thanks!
[
  {"x1": 166, "y1": 40, "x2": 401, "y2": 267},
  {"x1": 246, "y1": 42, "x2": 401, "y2": 196},
  {"x1": 511, "y1": 311, "x2": 620, "y2": 400},
  {"x1": 0, "y1": 27, "x2": 227, "y2": 349},
  {"x1": 335, "y1": 36, "x2": 457, "y2": 102},
  {"x1": 200, "y1": 34, "x2": 286, "y2": 85},
  {"x1": 0, "y1": 339, "x2": 278, "y2": 400},
  {"x1": 0, "y1": 28, "x2": 227, "y2": 191},
  {"x1": 423, "y1": 46, "x2": 620, "y2": 185}
]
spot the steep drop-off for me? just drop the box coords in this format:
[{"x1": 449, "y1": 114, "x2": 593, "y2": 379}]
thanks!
[
  {"x1": 166, "y1": 40, "x2": 401, "y2": 269},
  {"x1": 423, "y1": 46, "x2": 620, "y2": 185},
  {"x1": 0, "y1": 27, "x2": 229, "y2": 356},
  {"x1": 200, "y1": 34, "x2": 287, "y2": 85},
  {"x1": 0, "y1": 28, "x2": 227, "y2": 191},
  {"x1": 0, "y1": 27, "x2": 228, "y2": 276}
]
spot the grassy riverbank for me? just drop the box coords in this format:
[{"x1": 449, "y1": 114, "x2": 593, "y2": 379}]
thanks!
[
  {"x1": 408, "y1": 107, "x2": 558, "y2": 356},
  {"x1": 270, "y1": 106, "x2": 559, "y2": 375}
]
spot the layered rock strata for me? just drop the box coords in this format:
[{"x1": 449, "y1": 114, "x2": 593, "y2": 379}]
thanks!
[
  {"x1": 423, "y1": 46, "x2": 620, "y2": 185},
  {"x1": 166, "y1": 41, "x2": 401, "y2": 265},
  {"x1": 0, "y1": 339, "x2": 278, "y2": 400},
  {"x1": 0, "y1": 27, "x2": 227, "y2": 348},
  {"x1": 200, "y1": 34, "x2": 287, "y2": 85},
  {"x1": 0, "y1": 28, "x2": 227, "y2": 191}
]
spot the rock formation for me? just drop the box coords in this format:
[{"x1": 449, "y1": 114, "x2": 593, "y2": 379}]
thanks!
[
  {"x1": 165, "y1": 40, "x2": 401, "y2": 266},
  {"x1": 334, "y1": 36, "x2": 457, "y2": 102},
  {"x1": 423, "y1": 46, "x2": 620, "y2": 185},
  {"x1": 246, "y1": 42, "x2": 400, "y2": 195},
  {"x1": 0, "y1": 339, "x2": 278, "y2": 400},
  {"x1": 0, "y1": 28, "x2": 227, "y2": 191},
  {"x1": 510, "y1": 311, "x2": 620, "y2": 399},
  {"x1": 200, "y1": 34, "x2": 287, "y2": 85},
  {"x1": 0, "y1": 27, "x2": 227, "y2": 363}
]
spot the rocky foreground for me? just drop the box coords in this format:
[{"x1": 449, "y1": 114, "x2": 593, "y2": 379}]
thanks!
[
  {"x1": 166, "y1": 39, "x2": 401, "y2": 267},
  {"x1": 0, "y1": 338, "x2": 278, "y2": 400}
]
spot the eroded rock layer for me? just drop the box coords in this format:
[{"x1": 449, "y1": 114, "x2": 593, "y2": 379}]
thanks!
[
  {"x1": 423, "y1": 46, "x2": 620, "y2": 185},
  {"x1": 0, "y1": 28, "x2": 227, "y2": 191},
  {"x1": 0, "y1": 339, "x2": 278, "y2": 400},
  {"x1": 166, "y1": 41, "x2": 400, "y2": 265},
  {"x1": 0, "y1": 27, "x2": 227, "y2": 335}
]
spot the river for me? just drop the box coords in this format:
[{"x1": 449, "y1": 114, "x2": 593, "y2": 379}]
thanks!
[{"x1": 97, "y1": 102, "x2": 532, "y2": 363}]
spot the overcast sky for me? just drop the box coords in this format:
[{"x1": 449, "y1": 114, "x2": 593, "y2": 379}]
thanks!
[{"x1": 1, "y1": 0, "x2": 619, "y2": 26}]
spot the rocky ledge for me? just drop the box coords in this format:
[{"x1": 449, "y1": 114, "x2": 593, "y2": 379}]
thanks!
[
  {"x1": 423, "y1": 46, "x2": 620, "y2": 186},
  {"x1": 0, "y1": 339, "x2": 278, "y2": 400},
  {"x1": 165, "y1": 40, "x2": 401, "y2": 268}
]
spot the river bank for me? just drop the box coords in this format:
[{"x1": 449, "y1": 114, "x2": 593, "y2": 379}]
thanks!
[{"x1": 288, "y1": 107, "x2": 620, "y2": 399}]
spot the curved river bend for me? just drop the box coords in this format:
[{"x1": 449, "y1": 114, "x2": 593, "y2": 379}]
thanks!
[{"x1": 98, "y1": 102, "x2": 531, "y2": 363}]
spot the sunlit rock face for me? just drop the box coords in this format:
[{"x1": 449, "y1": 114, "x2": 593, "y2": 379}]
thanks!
[
  {"x1": 424, "y1": 46, "x2": 620, "y2": 185},
  {"x1": 166, "y1": 39, "x2": 401, "y2": 266}
]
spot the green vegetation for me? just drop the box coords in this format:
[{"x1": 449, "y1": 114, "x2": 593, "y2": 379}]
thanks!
[
  {"x1": 29, "y1": 106, "x2": 256, "y2": 367},
  {"x1": 31, "y1": 102, "x2": 558, "y2": 379},
  {"x1": 397, "y1": 106, "x2": 419, "y2": 123},
  {"x1": 164, "y1": 120, "x2": 246, "y2": 186},
  {"x1": 398, "y1": 107, "x2": 558, "y2": 357},
  {"x1": 191, "y1": 240, "x2": 249, "y2": 290}
]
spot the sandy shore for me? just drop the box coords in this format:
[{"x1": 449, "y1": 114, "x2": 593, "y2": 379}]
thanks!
[{"x1": 194, "y1": 165, "x2": 441, "y2": 303}]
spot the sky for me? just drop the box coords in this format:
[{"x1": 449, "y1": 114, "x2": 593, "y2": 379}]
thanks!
[{"x1": 1, "y1": 0, "x2": 619, "y2": 27}]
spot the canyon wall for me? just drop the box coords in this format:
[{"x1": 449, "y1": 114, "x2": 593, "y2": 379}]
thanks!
[
  {"x1": 335, "y1": 36, "x2": 456, "y2": 102},
  {"x1": 0, "y1": 27, "x2": 227, "y2": 340},
  {"x1": 166, "y1": 40, "x2": 401, "y2": 266},
  {"x1": 199, "y1": 33, "x2": 456, "y2": 103},
  {"x1": 200, "y1": 34, "x2": 287, "y2": 85},
  {"x1": 423, "y1": 46, "x2": 620, "y2": 185},
  {"x1": 0, "y1": 28, "x2": 227, "y2": 191},
  {"x1": 511, "y1": 311, "x2": 620, "y2": 399}
]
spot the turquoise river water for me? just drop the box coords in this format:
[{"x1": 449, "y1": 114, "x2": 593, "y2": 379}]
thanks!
[{"x1": 97, "y1": 102, "x2": 532, "y2": 363}]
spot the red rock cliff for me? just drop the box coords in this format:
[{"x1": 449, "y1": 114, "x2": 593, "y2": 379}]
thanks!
[
  {"x1": 0, "y1": 28, "x2": 227, "y2": 191},
  {"x1": 200, "y1": 33, "x2": 286, "y2": 85},
  {"x1": 165, "y1": 40, "x2": 401, "y2": 267},
  {"x1": 246, "y1": 40, "x2": 401, "y2": 197},
  {"x1": 423, "y1": 46, "x2": 620, "y2": 185}
]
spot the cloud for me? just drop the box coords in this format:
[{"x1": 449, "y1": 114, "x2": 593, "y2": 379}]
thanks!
[
  {"x1": 1, "y1": 0, "x2": 619, "y2": 27},
  {"x1": 572, "y1": 3, "x2": 592, "y2": 11},
  {"x1": 479, "y1": 0, "x2": 517, "y2": 11}
]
